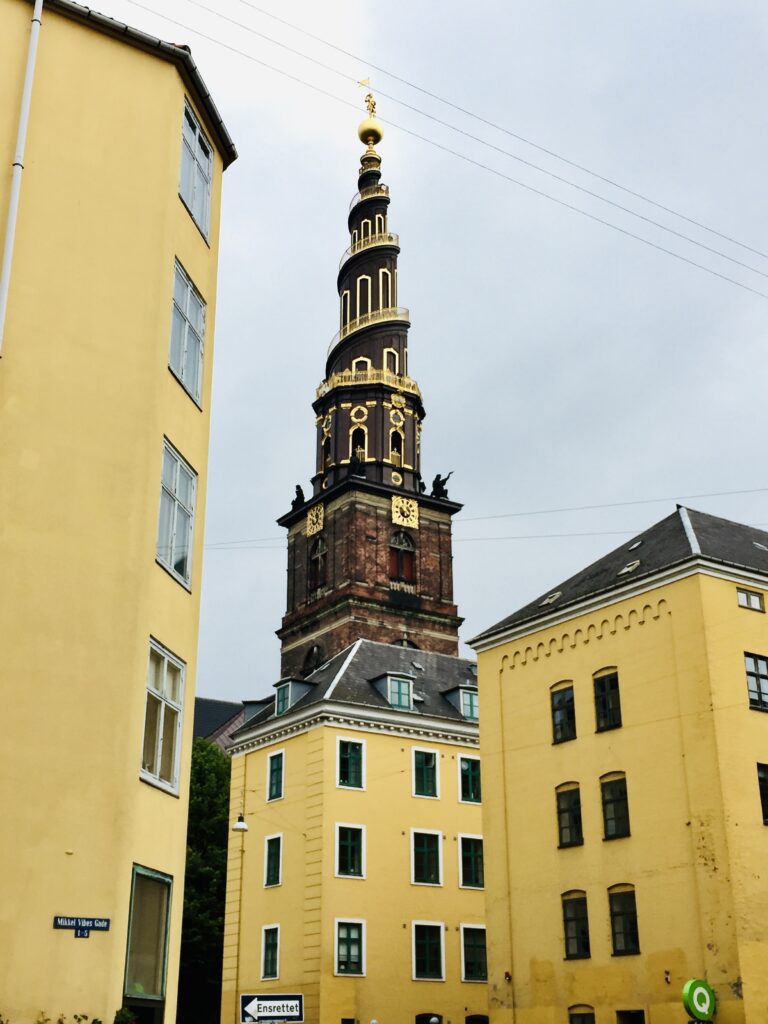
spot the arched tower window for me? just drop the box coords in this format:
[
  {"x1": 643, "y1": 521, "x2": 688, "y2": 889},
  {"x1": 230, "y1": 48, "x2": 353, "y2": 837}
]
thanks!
[
  {"x1": 384, "y1": 348, "x2": 398, "y2": 374},
  {"x1": 302, "y1": 643, "x2": 325, "y2": 677},
  {"x1": 360, "y1": 218, "x2": 372, "y2": 239},
  {"x1": 340, "y1": 290, "x2": 350, "y2": 327},
  {"x1": 379, "y1": 268, "x2": 392, "y2": 309},
  {"x1": 322, "y1": 437, "x2": 331, "y2": 469},
  {"x1": 375, "y1": 212, "x2": 385, "y2": 234},
  {"x1": 390, "y1": 530, "x2": 415, "y2": 582},
  {"x1": 308, "y1": 536, "x2": 327, "y2": 592},
  {"x1": 352, "y1": 356, "x2": 371, "y2": 373},
  {"x1": 356, "y1": 275, "x2": 371, "y2": 317},
  {"x1": 390, "y1": 429, "x2": 404, "y2": 467},
  {"x1": 350, "y1": 426, "x2": 367, "y2": 462}
]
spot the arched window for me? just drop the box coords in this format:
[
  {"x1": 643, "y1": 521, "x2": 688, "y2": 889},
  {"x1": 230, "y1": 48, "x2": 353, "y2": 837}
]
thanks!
[
  {"x1": 392, "y1": 638, "x2": 419, "y2": 648},
  {"x1": 466, "y1": 1017, "x2": 489, "y2": 1024},
  {"x1": 308, "y1": 536, "x2": 327, "y2": 592},
  {"x1": 568, "y1": 1007, "x2": 596, "y2": 1024},
  {"x1": 390, "y1": 530, "x2": 415, "y2": 582},
  {"x1": 340, "y1": 290, "x2": 350, "y2": 327},
  {"x1": 375, "y1": 212, "x2": 385, "y2": 234},
  {"x1": 352, "y1": 356, "x2": 371, "y2": 372},
  {"x1": 360, "y1": 218, "x2": 372, "y2": 239},
  {"x1": 322, "y1": 437, "x2": 331, "y2": 469},
  {"x1": 608, "y1": 883, "x2": 640, "y2": 955},
  {"x1": 350, "y1": 427, "x2": 367, "y2": 462},
  {"x1": 415, "y1": 1016, "x2": 442, "y2": 1024},
  {"x1": 384, "y1": 348, "x2": 398, "y2": 374},
  {"x1": 302, "y1": 643, "x2": 325, "y2": 677},
  {"x1": 379, "y1": 267, "x2": 392, "y2": 308},
  {"x1": 356, "y1": 275, "x2": 371, "y2": 317},
  {"x1": 390, "y1": 429, "x2": 404, "y2": 467}
]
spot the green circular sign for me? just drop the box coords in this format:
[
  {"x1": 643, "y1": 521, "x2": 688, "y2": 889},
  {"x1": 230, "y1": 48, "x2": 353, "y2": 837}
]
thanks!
[{"x1": 682, "y1": 978, "x2": 716, "y2": 1021}]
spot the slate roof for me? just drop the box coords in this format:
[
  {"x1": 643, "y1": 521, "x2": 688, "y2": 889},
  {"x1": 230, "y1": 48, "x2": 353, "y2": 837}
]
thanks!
[
  {"x1": 472, "y1": 506, "x2": 768, "y2": 646},
  {"x1": 194, "y1": 698, "x2": 244, "y2": 740},
  {"x1": 232, "y1": 639, "x2": 478, "y2": 737}
]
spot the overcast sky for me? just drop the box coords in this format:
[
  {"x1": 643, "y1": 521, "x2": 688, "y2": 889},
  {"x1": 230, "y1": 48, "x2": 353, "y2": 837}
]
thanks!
[{"x1": 94, "y1": 0, "x2": 768, "y2": 699}]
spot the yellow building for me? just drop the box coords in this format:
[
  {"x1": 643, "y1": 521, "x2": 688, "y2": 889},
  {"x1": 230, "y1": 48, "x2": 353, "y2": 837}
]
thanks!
[
  {"x1": 0, "y1": 2, "x2": 235, "y2": 1021},
  {"x1": 471, "y1": 506, "x2": 768, "y2": 1024},
  {"x1": 223, "y1": 640, "x2": 489, "y2": 1024}
]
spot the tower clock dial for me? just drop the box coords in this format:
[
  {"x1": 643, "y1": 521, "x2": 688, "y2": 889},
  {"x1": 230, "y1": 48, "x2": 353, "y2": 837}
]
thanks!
[
  {"x1": 306, "y1": 504, "x2": 324, "y2": 536},
  {"x1": 391, "y1": 496, "x2": 419, "y2": 529}
]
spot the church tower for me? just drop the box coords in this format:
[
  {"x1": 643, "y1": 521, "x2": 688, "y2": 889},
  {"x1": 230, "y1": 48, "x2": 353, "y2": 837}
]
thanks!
[{"x1": 277, "y1": 99, "x2": 462, "y2": 677}]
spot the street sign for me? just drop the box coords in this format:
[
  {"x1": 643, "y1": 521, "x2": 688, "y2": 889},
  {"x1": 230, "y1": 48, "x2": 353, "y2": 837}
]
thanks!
[
  {"x1": 240, "y1": 994, "x2": 303, "y2": 1023},
  {"x1": 682, "y1": 978, "x2": 716, "y2": 1021},
  {"x1": 53, "y1": 916, "x2": 110, "y2": 940}
]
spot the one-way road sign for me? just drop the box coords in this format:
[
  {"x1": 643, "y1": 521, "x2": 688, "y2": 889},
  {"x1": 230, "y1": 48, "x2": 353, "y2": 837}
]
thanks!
[{"x1": 240, "y1": 994, "x2": 304, "y2": 1023}]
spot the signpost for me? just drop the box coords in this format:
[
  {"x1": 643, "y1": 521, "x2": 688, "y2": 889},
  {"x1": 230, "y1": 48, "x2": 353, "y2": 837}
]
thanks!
[
  {"x1": 53, "y1": 916, "x2": 110, "y2": 940},
  {"x1": 682, "y1": 978, "x2": 716, "y2": 1021},
  {"x1": 240, "y1": 994, "x2": 304, "y2": 1023}
]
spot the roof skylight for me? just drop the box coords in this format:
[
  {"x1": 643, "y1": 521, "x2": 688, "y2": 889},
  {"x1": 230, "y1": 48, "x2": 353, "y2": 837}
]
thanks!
[
  {"x1": 540, "y1": 591, "x2": 562, "y2": 606},
  {"x1": 618, "y1": 560, "x2": 641, "y2": 575},
  {"x1": 753, "y1": 542, "x2": 768, "y2": 552},
  {"x1": 628, "y1": 540, "x2": 643, "y2": 551}
]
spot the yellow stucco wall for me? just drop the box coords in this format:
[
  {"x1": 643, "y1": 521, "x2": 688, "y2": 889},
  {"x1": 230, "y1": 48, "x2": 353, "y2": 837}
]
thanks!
[
  {"x1": 478, "y1": 571, "x2": 767, "y2": 1023},
  {"x1": 222, "y1": 723, "x2": 488, "y2": 1024},
  {"x1": 0, "y1": 2, "x2": 225, "y2": 1020}
]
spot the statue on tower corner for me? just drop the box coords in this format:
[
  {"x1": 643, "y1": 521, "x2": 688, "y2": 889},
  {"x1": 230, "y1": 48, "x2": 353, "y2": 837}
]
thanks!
[
  {"x1": 430, "y1": 472, "x2": 453, "y2": 499},
  {"x1": 291, "y1": 485, "x2": 305, "y2": 510}
]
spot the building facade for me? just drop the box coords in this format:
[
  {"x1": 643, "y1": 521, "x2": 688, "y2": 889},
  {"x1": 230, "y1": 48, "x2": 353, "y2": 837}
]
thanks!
[
  {"x1": 0, "y1": 3, "x2": 235, "y2": 1021},
  {"x1": 222, "y1": 106, "x2": 488, "y2": 1024},
  {"x1": 472, "y1": 507, "x2": 768, "y2": 1024}
]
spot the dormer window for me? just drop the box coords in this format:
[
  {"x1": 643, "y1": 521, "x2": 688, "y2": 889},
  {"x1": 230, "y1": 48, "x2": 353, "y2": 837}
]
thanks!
[
  {"x1": 388, "y1": 676, "x2": 412, "y2": 710},
  {"x1": 275, "y1": 684, "x2": 289, "y2": 717},
  {"x1": 461, "y1": 689, "x2": 479, "y2": 721}
]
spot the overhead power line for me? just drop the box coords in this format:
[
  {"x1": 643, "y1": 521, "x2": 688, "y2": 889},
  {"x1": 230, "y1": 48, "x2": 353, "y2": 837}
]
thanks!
[
  {"x1": 181, "y1": 0, "x2": 768, "y2": 282},
  {"x1": 122, "y1": 0, "x2": 768, "y2": 302},
  {"x1": 234, "y1": 0, "x2": 768, "y2": 261}
]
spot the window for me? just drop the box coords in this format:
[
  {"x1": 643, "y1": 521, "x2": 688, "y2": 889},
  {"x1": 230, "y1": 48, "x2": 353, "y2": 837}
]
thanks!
[
  {"x1": 568, "y1": 1008, "x2": 595, "y2": 1024},
  {"x1": 745, "y1": 652, "x2": 768, "y2": 710},
  {"x1": 459, "y1": 836, "x2": 484, "y2": 888},
  {"x1": 389, "y1": 676, "x2": 412, "y2": 710},
  {"x1": 551, "y1": 684, "x2": 576, "y2": 743},
  {"x1": 609, "y1": 887, "x2": 640, "y2": 955},
  {"x1": 412, "y1": 830, "x2": 442, "y2": 885},
  {"x1": 124, "y1": 866, "x2": 172, "y2": 1000},
  {"x1": 338, "y1": 738, "x2": 364, "y2": 788},
  {"x1": 738, "y1": 588, "x2": 764, "y2": 611},
  {"x1": 267, "y1": 750, "x2": 284, "y2": 801},
  {"x1": 264, "y1": 834, "x2": 282, "y2": 887},
  {"x1": 413, "y1": 923, "x2": 444, "y2": 980},
  {"x1": 336, "y1": 825, "x2": 365, "y2": 877},
  {"x1": 413, "y1": 748, "x2": 438, "y2": 797},
  {"x1": 461, "y1": 926, "x2": 487, "y2": 981},
  {"x1": 157, "y1": 441, "x2": 196, "y2": 585},
  {"x1": 169, "y1": 262, "x2": 205, "y2": 402},
  {"x1": 594, "y1": 670, "x2": 622, "y2": 731},
  {"x1": 758, "y1": 763, "x2": 768, "y2": 824},
  {"x1": 336, "y1": 920, "x2": 365, "y2": 975},
  {"x1": 602, "y1": 774, "x2": 631, "y2": 839},
  {"x1": 561, "y1": 892, "x2": 590, "y2": 959},
  {"x1": 459, "y1": 757, "x2": 481, "y2": 803},
  {"x1": 141, "y1": 641, "x2": 184, "y2": 792},
  {"x1": 389, "y1": 530, "x2": 415, "y2": 582},
  {"x1": 308, "y1": 536, "x2": 327, "y2": 591},
  {"x1": 261, "y1": 925, "x2": 279, "y2": 979},
  {"x1": 461, "y1": 689, "x2": 479, "y2": 720},
  {"x1": 616, "y1": 1014, "x2": 645, "y2": 1024},
  {"x1": 179, "y1": 103, "x2": 212, "y2": 235},
  {"x1": 275, "y1": 684, "x2": 289, "y2": 716},
  {"x1": 390, "y1": 429, "x2": 403, "y2": 467},
  {"x1": 350, "y1": 426, "x2": 367, "y2": 462},
  {"x1": 556, "y1": 784, "x2": 583, "y2": 848}
]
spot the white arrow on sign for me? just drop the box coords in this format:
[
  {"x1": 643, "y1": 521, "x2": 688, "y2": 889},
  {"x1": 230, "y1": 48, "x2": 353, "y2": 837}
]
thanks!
[{"x1": 243, "y1": 998, "x2": 260, "y2": 1020}]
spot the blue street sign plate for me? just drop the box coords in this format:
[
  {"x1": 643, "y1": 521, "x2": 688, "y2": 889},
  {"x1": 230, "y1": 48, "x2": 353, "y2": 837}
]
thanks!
[{"x1": 53, "y1": 916, "x2": 110, "y2": 939}]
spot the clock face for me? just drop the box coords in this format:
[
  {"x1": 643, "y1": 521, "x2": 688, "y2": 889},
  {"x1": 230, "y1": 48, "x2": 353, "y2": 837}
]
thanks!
[
  {"x1": 306, "y1": 504, "x2": 324, "y2": 536},
  {"x1": 392, "y1": 496, "x2": 419, "y2": 529}
]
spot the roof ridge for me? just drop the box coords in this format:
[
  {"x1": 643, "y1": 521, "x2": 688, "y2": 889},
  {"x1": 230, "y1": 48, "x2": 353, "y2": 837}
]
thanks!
[{"x1": 324, "y1": 638, "x2": 363, "y2": 700}]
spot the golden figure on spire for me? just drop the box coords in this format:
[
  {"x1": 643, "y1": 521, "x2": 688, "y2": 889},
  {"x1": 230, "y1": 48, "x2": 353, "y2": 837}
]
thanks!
[
  {"x1": 365, "y1": 92, "x2": 377, "y2": 116},
  {"x1": 357, "y1": 90, "x2": 383, "y2": 148}
]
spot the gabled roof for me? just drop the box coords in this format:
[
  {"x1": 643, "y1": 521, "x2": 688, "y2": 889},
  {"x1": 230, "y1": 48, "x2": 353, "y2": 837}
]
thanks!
[
  {"x1": 471, "y1": 506, "x2": 768, "y2": 647},
  {"x1": 231, "y1": 639, "x2": 478, "y2": 740},
  {"x1": 194, "y1": 697, "x2": 244, "y2": 740}
]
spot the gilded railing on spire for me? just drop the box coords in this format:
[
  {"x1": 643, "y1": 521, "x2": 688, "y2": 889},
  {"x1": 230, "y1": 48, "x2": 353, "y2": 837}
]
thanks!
[
  {"x1": 328, "y1": 307, "x2": 410, "y2": 355},
  {"x1": 339, "y1": 232, "x2": 400, "y2": 270},
  {"x1": 316, "y1": 368, "x2": 421, "y2": 399},
  {"x1": 349, "y1": 184, "x2": 389, "y2": 212}
]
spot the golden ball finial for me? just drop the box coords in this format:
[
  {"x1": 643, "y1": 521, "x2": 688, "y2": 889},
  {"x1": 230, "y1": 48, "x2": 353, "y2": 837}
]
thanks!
[{"x1": 357, "y1": 91, "x2": 383, "y2": 146}]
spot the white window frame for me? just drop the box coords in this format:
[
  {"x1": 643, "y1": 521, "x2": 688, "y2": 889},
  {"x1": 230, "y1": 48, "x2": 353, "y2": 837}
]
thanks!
[
  {"x1": 335, "y1": 822, "x2": 366, "y2": 880},
  {"x1": 336, "y1": 735, "x2": 366, "y2": 790},
  {"x1": 738, "y1": 587, "x2": 765, "y2": 611},
  {"x1": 459, "y1": 923, "x2": 487, "y2": 983},
  {"x1": 260, "y1": 923, "x2": 280, "y2": 980},
  {"x1": 156, "y1": 439, "x2": 197, "y2": 587},
  {"x1": 412, "y1": 745, "x2": 440, "y2": 799},
  {"x1": 169, "y1": 261, "x2": 205, "y2": 404},
  {"x1": 411, "y1": 920, "x2": 445, "y2": 982},
  {"x1": 458, "y1": 833, "x2": 484, "y2": 890},
  {"x1": 140, "y1": 638, "x2": 185, "y2": 795},
  {"x1": 457, "y1": 755, "x2": 481, "y2": 804},
  {"x1": 263, "y1": 832, "x2": 283, "y2": 888},
  {"x1": 179, "y1": 101, "x2": 212, "y2": 237},
  {"x1": 388, "y1": 675, "x2": 413, "y2": 710},
  {"x1": 266, "y1": 748, "x2": 285, "y2": 802},
  {"x1": 460, "y1": 688, "x2": 479, "y2": 720},
  {"x1": 334, "y1": 917, "x2": 366, "y2": 977},
  {"x1": 410, "y1": 828, "x2": 443, "y2": 887}
]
